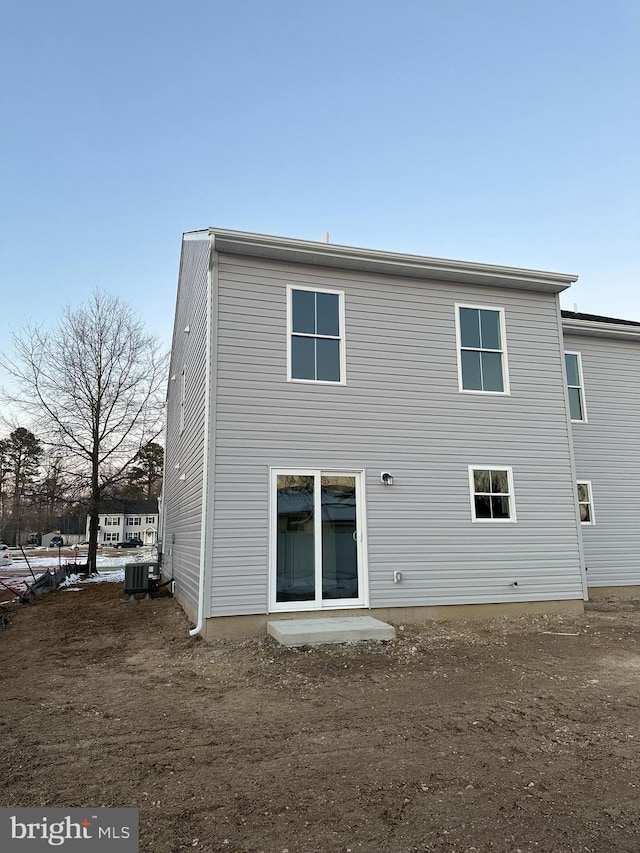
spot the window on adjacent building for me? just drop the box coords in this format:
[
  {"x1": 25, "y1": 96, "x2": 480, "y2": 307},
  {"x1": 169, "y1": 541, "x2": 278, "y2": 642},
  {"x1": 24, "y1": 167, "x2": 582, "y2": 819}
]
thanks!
[
  {"x1": 103, "y1": 532, "x2": 118, "y2": 542},
  {"x1": 468, "y1": 466, "x2": 516, "y2": 522},
  {"x1": 456, "y1": 305, "x2": 509, "y2": 393},
  {"x1": 104, "y1": 516, "x2": 120, "y2": 526},
  {"x1": 145, "y1": 516, "x2": 155, "y2": 524},
  {"x1": 565, "y1": 352, "x2": 587, "y2": 422},
  {"x1": 288, "y1": 286, "x2": 345, "y2": 383},
  {"x1": 577, "y1": 481, "x2": 595, "y2": 525},
  {"x1": 126, "y1": 517, "x2": 141, "y2": 526}
]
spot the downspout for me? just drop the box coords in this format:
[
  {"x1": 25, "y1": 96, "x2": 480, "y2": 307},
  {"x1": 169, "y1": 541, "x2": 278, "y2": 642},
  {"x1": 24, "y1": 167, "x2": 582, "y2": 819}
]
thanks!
[{"x1": 190, "y1": 234, "x2": 216, "y2": 636}]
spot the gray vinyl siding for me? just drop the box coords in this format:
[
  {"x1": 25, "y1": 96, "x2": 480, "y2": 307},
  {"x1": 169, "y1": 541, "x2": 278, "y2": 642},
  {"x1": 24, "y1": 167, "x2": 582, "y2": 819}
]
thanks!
[
  {"x1": 208, "y1": 254, "x2": 584, "y2": 617},
  {"x1": 162, "y1": 238, "x2": 210, "y2": 609},
  {"x1": 564, "y1": 331, "x2": 640, "y2": 587}
]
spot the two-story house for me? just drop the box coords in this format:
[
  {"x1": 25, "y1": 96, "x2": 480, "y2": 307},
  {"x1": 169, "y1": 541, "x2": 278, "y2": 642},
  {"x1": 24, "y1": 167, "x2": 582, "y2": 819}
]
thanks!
[
  {"x1": 87, "y1": 499, "x2": 159, "y2": 547},
  {"x1": 161, "y1": 228, "x2": 606, "y2": 639}
]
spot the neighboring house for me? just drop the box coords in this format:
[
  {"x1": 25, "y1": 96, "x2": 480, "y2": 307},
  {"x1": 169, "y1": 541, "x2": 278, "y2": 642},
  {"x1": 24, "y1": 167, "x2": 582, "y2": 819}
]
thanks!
[
  {"x1": 561, "y1": 310, "x2": 640, "y2": 595},
  {"x1": 87, "y1": 500, "x2": 159, "y2": 546},
  {"x1": 161, "y1": 228, "x2": 603, "y2": 638}
]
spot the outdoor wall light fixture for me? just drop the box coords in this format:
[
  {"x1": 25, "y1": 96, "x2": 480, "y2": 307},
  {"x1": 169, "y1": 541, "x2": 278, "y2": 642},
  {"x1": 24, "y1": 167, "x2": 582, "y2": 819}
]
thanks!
[{"x1": 380, "y1": 472, "x2": 394, "y2": 486}]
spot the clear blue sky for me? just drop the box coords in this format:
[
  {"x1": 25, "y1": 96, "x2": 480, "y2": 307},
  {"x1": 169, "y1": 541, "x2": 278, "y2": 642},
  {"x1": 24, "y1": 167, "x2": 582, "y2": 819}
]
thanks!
[{"x1": 1, "y1": 0, "x2": 638, "y2": 366}]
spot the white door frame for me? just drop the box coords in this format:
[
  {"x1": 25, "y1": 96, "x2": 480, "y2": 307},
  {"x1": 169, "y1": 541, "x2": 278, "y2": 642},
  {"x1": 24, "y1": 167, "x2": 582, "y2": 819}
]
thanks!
[{"x1": 268, "y1": 467, "x2": 369, "y2": 613}]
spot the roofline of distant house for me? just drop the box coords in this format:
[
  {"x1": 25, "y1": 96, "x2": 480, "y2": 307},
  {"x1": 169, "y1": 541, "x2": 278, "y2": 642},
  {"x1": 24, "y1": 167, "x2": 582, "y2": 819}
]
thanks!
[
  {"x1": 183, "y1": 228, "x2": 578, "y2": 294},
  {"x1": 95, "y1": 499, "x2": 159, "y2": 513},
  {"x1": 562, "y1": 310, "x2": 640, "y2": 341}
]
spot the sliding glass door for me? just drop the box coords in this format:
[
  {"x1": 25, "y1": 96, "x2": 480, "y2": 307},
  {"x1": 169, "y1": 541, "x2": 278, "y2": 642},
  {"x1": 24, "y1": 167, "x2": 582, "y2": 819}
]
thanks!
[{"x1": 271, "y1": 469, "x2": 366, "y2": 611}]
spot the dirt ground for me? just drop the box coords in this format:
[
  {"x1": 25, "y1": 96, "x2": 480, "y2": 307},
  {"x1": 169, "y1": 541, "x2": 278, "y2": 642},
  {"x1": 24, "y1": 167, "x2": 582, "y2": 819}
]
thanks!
[{"x1": 2, "y1": 584, "x2": 640, "y2": 853}]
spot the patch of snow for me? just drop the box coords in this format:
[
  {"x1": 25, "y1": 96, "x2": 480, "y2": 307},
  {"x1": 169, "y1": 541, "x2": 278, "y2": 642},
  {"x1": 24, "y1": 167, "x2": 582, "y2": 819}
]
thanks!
[
  {"x1": 8, "y1": 547, "x2": 155, "y2": 572},
  {"x1": 61, "y1": 587, "x2": 83, "y2": 592},
  {"x1": 60, "y1": 569, "x2": 125, "y2": 586},
  {"x1": 82, "y1": 569, "x2": 125, "y2": 584}
]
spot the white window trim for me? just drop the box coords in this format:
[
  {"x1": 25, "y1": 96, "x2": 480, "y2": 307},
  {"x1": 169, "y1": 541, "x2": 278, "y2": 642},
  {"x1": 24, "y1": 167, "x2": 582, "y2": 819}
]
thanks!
[
  {"x1": 286, "y1": 284, "x2": 347, "y2": 385},
  {"x1": 455, "y1": 303, "x2": 511, "y2": 395},
  {"x1": 565, "y1": 350, "x2": 588, "y2": 423},
  {"x1": 268, "y1": 467, "x2": 368, "y2": 613},
  {"x1": 577, "y1": 480, "x2": 596, "y2": 525},
  {"x1": 468, "y1": 465, "x2": 517, "y2": 523}
]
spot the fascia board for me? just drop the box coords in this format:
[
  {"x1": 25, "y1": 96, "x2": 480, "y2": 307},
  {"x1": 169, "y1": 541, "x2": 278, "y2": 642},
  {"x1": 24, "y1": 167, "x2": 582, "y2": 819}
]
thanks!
[
  {"x1": 562, "y1": 318, "x2": 640, "y2": 341},
  {"x1": 207, "y1": 228, "x2": 577, "y2": 293},
  {"x1": 183, "y1": 230, "x2": 210, "y2": 242}
]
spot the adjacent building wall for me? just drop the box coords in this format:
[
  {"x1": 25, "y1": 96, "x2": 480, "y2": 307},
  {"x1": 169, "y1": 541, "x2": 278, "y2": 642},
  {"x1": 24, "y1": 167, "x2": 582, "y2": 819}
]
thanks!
[
  {"x1": 564, "y1": 329, "x2": 640, "y2": 588},
  {"x1": 208, "y1": 253, "x2": 585, "y2": 618}
]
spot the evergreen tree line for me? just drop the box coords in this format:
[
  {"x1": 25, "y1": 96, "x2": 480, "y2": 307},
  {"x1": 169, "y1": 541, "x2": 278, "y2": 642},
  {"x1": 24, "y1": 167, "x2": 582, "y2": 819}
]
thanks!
[{"x1": 0, "y1": 429, "x2": 163, "y2": 547}]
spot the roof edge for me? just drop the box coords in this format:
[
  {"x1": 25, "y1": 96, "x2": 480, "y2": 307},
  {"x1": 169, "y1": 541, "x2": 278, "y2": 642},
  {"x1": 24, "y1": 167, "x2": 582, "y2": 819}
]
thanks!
[
  {"x1": 562, "y1": 310, "x2": 640, "y2": 341},
  {"x1": 205, "y1": 228, "x2": 578, "y2": 293}
]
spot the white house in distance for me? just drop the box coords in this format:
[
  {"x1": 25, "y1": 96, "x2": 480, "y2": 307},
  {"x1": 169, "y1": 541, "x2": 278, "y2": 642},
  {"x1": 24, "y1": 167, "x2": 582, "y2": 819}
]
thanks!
[
  {"x1": 87, "y1": 499, "x2": 159, "y2": 546},
  {"x1": 161, "y1": 228, "x2": 640, "y2": 639}
]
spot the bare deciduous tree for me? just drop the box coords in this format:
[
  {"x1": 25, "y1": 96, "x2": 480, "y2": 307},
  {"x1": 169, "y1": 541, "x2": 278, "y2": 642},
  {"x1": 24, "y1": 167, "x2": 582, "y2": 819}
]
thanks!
[{"x1": 1, "y1": 291, "x2": 167, "y2": 572}]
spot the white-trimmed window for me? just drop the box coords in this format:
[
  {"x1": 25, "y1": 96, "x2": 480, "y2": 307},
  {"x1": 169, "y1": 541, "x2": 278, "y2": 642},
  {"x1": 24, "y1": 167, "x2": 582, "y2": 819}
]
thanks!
[
  {"x1": 104, "y1": 516, "x2": 120, "y2": 526},
  {"x1": 468, "y1": 466, "x2": 516, "y2": 522},
  {"x1": 456, "y1": 304, "x2": 509, "y2": 394},
  {"x1": 577, "y1": 481, "x2": 595, "y2": 525},
  {"x1": 565, "y1": 352, "x2": 587, "y2": 422},
  {"x1": 103, "y1": 532, "x2": 118, "y2": 542},
  {"x1": 127, "y1": 516, "x2": 141, "y2": 526},
  {"x1": 287, "y1": 285, "x2": 346, "y2": 384},
  {"x1": 145, "y1": 516, "x2": 155, "y2": 524}
]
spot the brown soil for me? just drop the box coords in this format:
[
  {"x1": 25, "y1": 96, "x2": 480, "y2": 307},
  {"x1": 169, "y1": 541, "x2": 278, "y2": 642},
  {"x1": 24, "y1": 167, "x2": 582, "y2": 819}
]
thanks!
[{"x1": 2, "y1": 585, "x2": 640, "y2": 853}]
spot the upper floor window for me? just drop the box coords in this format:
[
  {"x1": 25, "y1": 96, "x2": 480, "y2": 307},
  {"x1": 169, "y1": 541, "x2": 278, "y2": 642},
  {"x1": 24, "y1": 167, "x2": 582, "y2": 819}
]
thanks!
[
  {"x1": 127, "y1": 516, "x2": 141, "y2": 526},
  {"x1": 145, "y1": 516, "x2": 155, "y2": 524},
  {"x1": 577, "y1": 481, "x2": 595, "y2": 525},
  {"x1": 456, "y1": 305, "x2": 509, "y2": 394},
  {"x1": 104, "y1": 516, "x2": 120, "y2": 526},
  {"x1": 565, "y1": 352, "x2": 587, "y2": 422},
  {"x1": 287, "y1": 286, "x2": 345, "y2": 384},
  {"x1": 468, "y1": 466, "x2": 516, "y2": 522}
]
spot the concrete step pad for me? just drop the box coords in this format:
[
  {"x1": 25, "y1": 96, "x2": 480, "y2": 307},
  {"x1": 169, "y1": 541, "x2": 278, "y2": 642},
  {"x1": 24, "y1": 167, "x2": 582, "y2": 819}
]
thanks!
[{"x1": 267, "y1": 615, "x2": 396, "y2": 647}]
